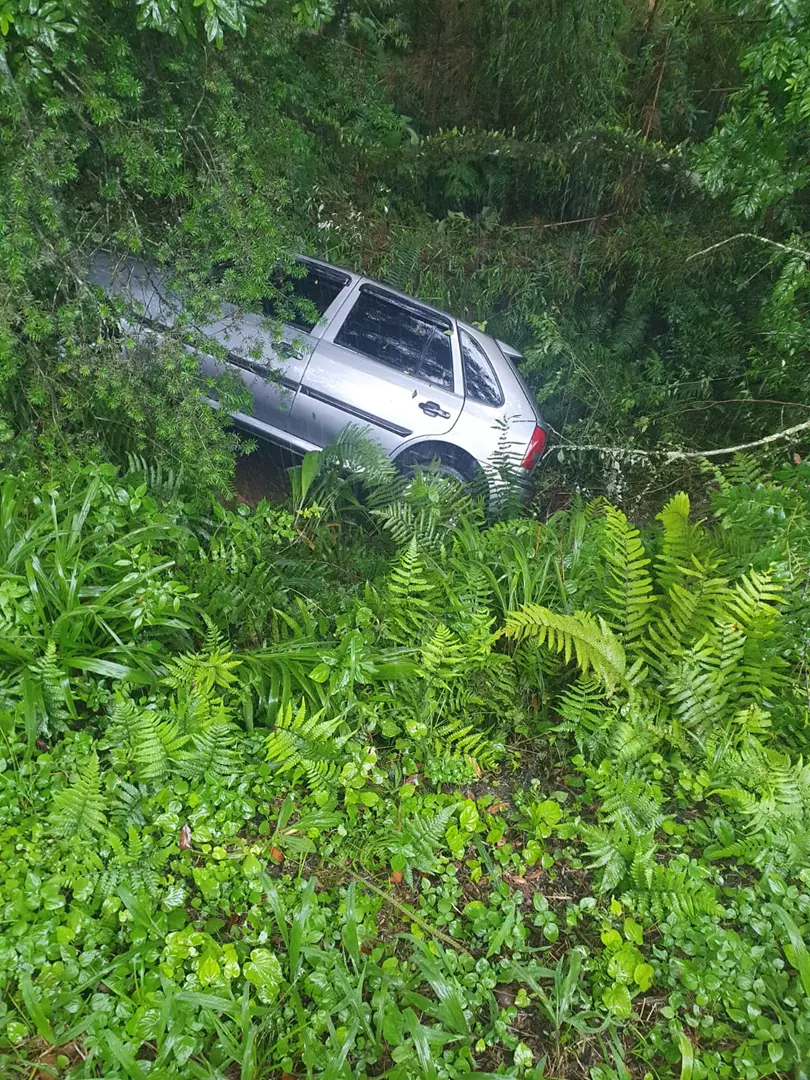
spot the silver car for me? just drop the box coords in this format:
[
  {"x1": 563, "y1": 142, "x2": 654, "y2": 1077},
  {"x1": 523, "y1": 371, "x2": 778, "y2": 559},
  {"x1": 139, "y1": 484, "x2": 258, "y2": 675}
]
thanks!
[{"x1": 89, "y1": 251, "x2": 548, "y2": 490}]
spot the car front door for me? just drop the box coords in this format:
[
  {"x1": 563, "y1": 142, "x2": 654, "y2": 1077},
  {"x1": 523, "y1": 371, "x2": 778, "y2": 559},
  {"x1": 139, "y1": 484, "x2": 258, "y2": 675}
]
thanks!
[
  {"x1": 287, "y1": 283, "x2": 463, "y2": 453},
  {"x1": 197, "y1": 261, "x2": 353, "y2": 438}
]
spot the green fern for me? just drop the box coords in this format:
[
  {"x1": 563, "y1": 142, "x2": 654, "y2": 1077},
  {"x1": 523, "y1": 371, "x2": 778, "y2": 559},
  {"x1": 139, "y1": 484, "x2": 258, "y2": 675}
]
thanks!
[
  {"x1": 711, "y1": 745, "x2": 810, "y2": 833},
  {"x1": 597, "y1": 775, "x2": 664, "y2": 834},
  {"x1": 163, "y1": 622, "x2": 242, "y2": 695},
  {"x1": 725, "y1": 569, "x2": 782, "y2": 630},
  {"x1": 51, "y1": 753, "x2": 107, "y2": 838},
  {"x1": 28, "y1": 641, "x2": 70, "y2": 731},
  {"x1": 556, "y1": 677, "x2": 611, "y2": 740},
  {"x1": 421, "y1": 622, "x2": 465, "y2": 682},
  {"x1": 578, "y1": 821, "x2": 645, "y2": 894},
  {"x1": 404, "y1": 805, "x2": 457, "y2": 869},
  {"x1": 431, "y1": 720, "x2": 502, "y2": 771},
  {"x1": 624, "y1": 850, "x2": 724, "y2": 920},
  {"x1": 181, "y1": 722, "x2": 238, "y2": 780},
  {"x1": 265, "y1": 699, "x2": 346, "y2": 791},
  {"x1": 654, "y1": 492, "x2": 710, "y2": 593},
  {"x1": 99, "y1": 824, "x2": 168, "y2": 899},
  {"x1": 385, "y1": 537, "x2": 435, "y2": 644},
  {"x1": 720, "y1": 453, "x2": 764, "y2": 488},
  {"x1": 131, "y1": 709, "x2": 188, "y2": 784},
  {"x1": 125, "y1": 453, "x2": 184, "y2": 502},
  {"x1": 504, "y1": 605, "x2": 627, "y2": 690},
  {"x1": 362, "y1": 805, "x2": 457, "y2": 875},
  {"x1": 603, "y1": 506, "x2": 654, "y2": 647},
  {"x1": 667, "y1": 660, "x2": 729, "y2": 742}
]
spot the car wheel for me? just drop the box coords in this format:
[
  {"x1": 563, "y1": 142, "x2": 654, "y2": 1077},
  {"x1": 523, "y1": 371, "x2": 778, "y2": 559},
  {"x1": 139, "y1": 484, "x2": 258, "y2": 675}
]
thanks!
[{"x1": 396, "y1": 446, "x2": 484, "y2": 494}]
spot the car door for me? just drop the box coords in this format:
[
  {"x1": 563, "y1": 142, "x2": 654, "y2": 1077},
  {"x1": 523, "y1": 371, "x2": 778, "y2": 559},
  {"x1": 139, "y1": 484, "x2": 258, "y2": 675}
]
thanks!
[
  {"x1": 288, "y1": 283, "x2": 463, "y2": 453},
  {"x1": 196, "y1": 261, "x2": 353, "y2": 437}
]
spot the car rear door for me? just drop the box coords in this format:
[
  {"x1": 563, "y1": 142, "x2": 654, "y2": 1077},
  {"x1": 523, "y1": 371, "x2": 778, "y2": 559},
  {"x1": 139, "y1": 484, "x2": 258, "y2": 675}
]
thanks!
[
  {"x1": 287, "y1": 283, "x2": 463, "y2": 452},
  {"x1": 197, "y1": 261, "x2": 353, "y2": 436}
]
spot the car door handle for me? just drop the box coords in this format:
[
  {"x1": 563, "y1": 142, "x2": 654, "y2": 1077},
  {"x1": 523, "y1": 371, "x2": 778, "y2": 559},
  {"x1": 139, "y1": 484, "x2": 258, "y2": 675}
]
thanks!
[{"x1": 419, "y1": 400, "x2": 450, "y2": 419}]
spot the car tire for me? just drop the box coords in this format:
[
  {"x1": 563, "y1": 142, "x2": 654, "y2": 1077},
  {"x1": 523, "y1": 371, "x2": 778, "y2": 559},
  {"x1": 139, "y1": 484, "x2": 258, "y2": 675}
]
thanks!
[{"x1": 396, "y1": 445, "x2": 485, "y2": 494}]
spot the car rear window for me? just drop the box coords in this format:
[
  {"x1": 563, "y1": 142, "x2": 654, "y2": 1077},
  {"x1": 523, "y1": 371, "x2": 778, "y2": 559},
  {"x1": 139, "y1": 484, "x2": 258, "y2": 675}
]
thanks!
[
  {"x1": 262, "y1": 264, "x2": 349, "y2": 332},
  {"x1": 335, "y1": 286, "x2": 454, "y2": 390},
  {"x1": 460, "y1": 329, "x2": 503, "y2": 406}
]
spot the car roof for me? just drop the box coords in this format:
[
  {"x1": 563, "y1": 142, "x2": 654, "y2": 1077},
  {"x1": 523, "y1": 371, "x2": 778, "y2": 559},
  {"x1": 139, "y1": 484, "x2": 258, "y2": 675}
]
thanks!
[
  {"x1": 297, "y1": 255, "x2": 459, "y2": 324},
  {"x1": 298, "y1": 255, "x2": 530, "y2": 389}
]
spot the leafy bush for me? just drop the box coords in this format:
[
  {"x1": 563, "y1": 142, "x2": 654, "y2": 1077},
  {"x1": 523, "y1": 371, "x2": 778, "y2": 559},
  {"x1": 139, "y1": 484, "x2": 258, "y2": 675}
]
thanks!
[{"x1": 0, "y1": 453, "x2": 809, "y2": 1078}]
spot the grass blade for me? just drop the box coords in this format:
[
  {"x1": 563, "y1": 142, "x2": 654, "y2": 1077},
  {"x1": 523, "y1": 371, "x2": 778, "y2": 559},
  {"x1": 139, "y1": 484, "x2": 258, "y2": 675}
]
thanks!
[
  {"x1": 19, "y1": 971, "x2": 55, "y2": 1043},
  {"x1": 677, "y1": 1031, "x2": 694, "y2": 1080},
  {"x1": 772, "y1": 905, "x2": 810, "y2": 997},
  {"x1": 290, "y1": 877, "x2": 316, "y2": 981}
]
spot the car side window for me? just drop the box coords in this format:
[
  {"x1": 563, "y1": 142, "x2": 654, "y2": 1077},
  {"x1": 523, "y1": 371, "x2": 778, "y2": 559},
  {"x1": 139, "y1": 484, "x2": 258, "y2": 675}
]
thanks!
[
  {"x1": 262, "y1": 266, "x2": 348, "y2": 332},
  {"x1": 460, "y1": 329, "x2": 503, "y2": 406},
  {"x1": 335, "y1": 287, "x2": 454, "y2": 389}
]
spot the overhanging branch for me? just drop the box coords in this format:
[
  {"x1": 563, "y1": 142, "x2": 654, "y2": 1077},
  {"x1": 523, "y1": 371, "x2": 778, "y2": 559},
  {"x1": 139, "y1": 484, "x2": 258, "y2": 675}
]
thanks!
[{"x1": 551, "y1": 418, "x2": 810, "y2": 462}]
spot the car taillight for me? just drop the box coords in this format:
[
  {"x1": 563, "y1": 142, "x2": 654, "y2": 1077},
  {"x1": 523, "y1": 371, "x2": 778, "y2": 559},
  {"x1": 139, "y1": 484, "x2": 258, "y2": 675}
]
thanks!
[{"x1": 521, "y1": 425, "x2": 547, "y2": 470}]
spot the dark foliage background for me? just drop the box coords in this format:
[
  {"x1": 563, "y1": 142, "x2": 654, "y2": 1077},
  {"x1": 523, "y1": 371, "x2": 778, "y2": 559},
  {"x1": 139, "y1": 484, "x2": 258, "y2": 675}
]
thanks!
[{"x1": 2, "y1": 0, "x2": 810, "y2": 495}]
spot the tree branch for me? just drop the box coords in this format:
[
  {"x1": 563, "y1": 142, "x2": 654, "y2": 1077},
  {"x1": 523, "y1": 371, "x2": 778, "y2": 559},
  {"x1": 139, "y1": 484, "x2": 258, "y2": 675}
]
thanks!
[
  {"x1": 686, "y1": 232, "x2": 810, "y2": 262},
  {"x1": 683, "y1": 397, "x2": 810, "y2": 413},
  {"x1": 552, "y1": 418, "x2": 810, "y2": 461}
]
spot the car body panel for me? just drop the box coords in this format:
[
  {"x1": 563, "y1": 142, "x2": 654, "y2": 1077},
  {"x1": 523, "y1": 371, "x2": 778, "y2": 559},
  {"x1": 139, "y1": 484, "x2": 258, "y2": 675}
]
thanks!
[
  {"x1": 290, "y1": 278, "x2": 464, "y2": 453},
  {"x1": 87, "y1": 249, "x2": 547, "y2": 488}
]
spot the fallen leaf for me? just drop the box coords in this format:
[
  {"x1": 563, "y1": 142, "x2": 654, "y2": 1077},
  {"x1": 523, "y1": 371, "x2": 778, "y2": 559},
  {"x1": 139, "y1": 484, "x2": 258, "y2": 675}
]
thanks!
[
  {"x1": 269, "y1": 846, "x2": 285, "y2": 863},
  {"x1": 179, "y1": 824, "x2": 192, "y2": 850}
]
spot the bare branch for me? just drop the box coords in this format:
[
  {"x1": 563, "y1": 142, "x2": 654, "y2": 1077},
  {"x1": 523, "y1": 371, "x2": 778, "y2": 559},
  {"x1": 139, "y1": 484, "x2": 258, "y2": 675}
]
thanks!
[
  {"x1": 552, "y1": 418, "x2": 810, "y2": 461},
  {"x1": 686, "y1": 232, "x2": 810, "y2": 262}
]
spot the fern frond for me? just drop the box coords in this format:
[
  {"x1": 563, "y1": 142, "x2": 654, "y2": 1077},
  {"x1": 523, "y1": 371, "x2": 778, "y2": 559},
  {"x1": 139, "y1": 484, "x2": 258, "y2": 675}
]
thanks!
[
  {"x1": 725, "y1": 569, "x2": 782, "y2": 629},
  {"x1": 504, "y1": 605, "x2": 626, "y2": 690},
  {"x1": 265, "y1": 699, "x2": 346, "y2": 791},
  {"x1": 385, "y1": 537, "x2": 435, "y2": 644},
  {"x1": 603, "y1": 506, "x2": 654, "y2": 648},
  {"x1": 599, "y1": 777, "x2": 663, "y2": 833},
  {"x1": 654, "y1": 492, "x2": 705, "y2": 592},
  {"x1": 667, "y1": 661, "x2": 728, "y2": 742},
  {"x1": 110, "y1": 779, "x2": 147, "y2": 826},
  {"x1": 556, "y1": 678, "x2": 610, "y2": 734},
  {"x1": 51, "y1": 753, "x2": 107, "y2": 838},
  {"x1": 623, "y1": 857, "x2": 723, "y2": 920},
  {"x1": 132, "y1": 710, "x2": 188, "y2": 784},
  {"x1": 125, "y1": 453, "x2": 184, "y2": 502},
  {"x1": 181, "y1": 722, "x2": 239, "y2": 780},
  {"x1": 432, "y1": 721, "x2": 501, "y2": 770},
  {"x1": 402, "y1": 805, "x2": 456, "y2": 871},
  {"x1": 646, "y1": 560, "x2": 734, "y2": 666},
  {"x1": 722, "y1": 453, "x2": 764, "y2": 488},
  {"x1": 421, "y1": 623, "x2": 465, "y2": 681},
  {"x1": 163, "y1": 625, "x2": 241, "y2": 694},
  {"x1": 578, "y1": 822, "x2": 632, "y2": 894}
]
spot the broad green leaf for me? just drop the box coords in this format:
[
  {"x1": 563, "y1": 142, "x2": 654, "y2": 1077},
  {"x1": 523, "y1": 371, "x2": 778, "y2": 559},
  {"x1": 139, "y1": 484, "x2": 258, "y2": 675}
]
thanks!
[
  {"x1": 243, "y1": 948, "x2": 283, "y2": 1003},
  {"x1": 602, "y1": 983, "x2": 632, "y2": 1019},
  {"x1": 198, "y1": 954, "x2": 221, "y2": 985}
]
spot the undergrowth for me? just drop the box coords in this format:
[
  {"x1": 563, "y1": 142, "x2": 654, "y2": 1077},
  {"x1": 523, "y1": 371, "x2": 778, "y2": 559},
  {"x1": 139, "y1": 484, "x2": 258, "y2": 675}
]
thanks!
[{"x1": 1, "y1": 442, "x2": 810, "y2": 1079}]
